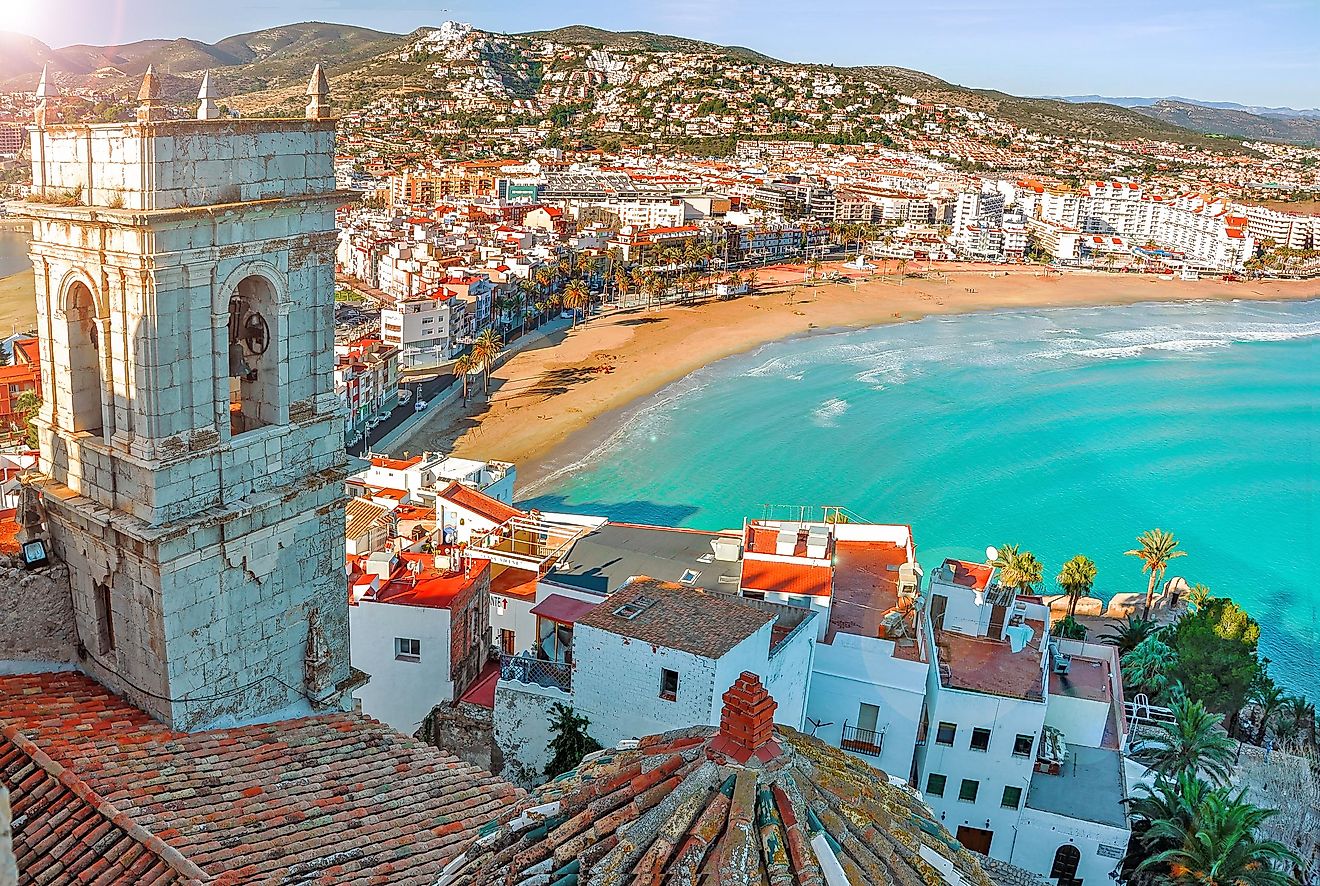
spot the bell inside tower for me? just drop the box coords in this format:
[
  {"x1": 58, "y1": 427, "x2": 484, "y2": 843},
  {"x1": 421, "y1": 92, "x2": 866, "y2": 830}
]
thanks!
[{"x1": 227, "y1": 275, "x2": 277, "y2": 436}]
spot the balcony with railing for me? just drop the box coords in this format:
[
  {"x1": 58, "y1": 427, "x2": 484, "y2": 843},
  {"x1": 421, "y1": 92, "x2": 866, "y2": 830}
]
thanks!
[
  {"x1": 499, "y1": 652, "x2": 571, "y2": 694},
  {"x1": 841, "y1": 722, "x2": 885, "y2": 757}
]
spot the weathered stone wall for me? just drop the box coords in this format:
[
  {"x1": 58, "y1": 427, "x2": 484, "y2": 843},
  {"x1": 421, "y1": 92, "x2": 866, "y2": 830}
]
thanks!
[
  {"x1": 44, "y1": 467, "x2": 348, "y2": 731},
  {"x1": 0, "y1": 556, "x2": 75, "y2": 666},
  {"x1": 30, "y1": 119, "x2": 336, "y2": 210},
  {"x1": 416, "y1": 702, "x2": 503, "y2": 777},
  {"x1": 493, "y1": 682, "x2": 566, "y2": 789}
]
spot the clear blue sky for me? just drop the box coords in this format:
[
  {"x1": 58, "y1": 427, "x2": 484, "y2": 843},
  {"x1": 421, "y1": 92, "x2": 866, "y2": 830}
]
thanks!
[{"x1": 11, "y1": 0, "x2": 1320, "y2": 109}]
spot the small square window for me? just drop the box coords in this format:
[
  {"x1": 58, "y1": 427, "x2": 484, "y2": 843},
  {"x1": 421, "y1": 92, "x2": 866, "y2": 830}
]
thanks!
[
  {"x1": 1013, "y1": 733, "x2": 1035, "y2": 757},
  {"x1": 395, "y1": 637, "x2": 421, "y2": 661},
  {"x1": 660, "y1": 668, "x2": 679, "y2": 700},
  {"x1": 925, "y1": 773, "x2": 947, "y2": 797},
  {"x1": 1001, "y1": 786, "x2": 1023, "y2": 809},
  {"x1": 970, "y1": 727, "x2": 991, "y2": 752},
  {"x1": 935, "y1": 722, "x2": 957, "y2": 746},
  {"x1": 959, "y1": 779, "x2": 979, "y2": 803}
]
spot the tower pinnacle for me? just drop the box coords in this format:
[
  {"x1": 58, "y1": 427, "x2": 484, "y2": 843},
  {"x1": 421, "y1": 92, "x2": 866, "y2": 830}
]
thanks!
[
  {"x1": 34, "y1": 65, "x2": 55, "y2": 126},
  {"x1": 197, "y1": 71, "x2": 220, "y2": 120},
  {"x1": 136, "y1": 65, "x2": 167, "y2": 123},
  {"x1": 305, "y1": 64, "x2": 331, "y2": 120}
]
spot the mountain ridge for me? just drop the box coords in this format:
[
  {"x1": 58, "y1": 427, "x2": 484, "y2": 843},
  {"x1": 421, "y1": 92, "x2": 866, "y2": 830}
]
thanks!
[{"x1": 0, "y1": 21, "x2": 1296, "y2": 150}]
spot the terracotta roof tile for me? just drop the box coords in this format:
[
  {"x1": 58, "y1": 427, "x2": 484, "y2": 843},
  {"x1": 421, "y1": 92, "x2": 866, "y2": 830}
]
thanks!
[
  {"x1": 0, "y1": 671, "x2": 523, "y2": 884},
  {"x1": 436, "y1": 481, "x2": 522, "y2": 525},
  {"x1": 438, "y1": 673, "x2": 992, "y2": 886},
  {"x1": 576, "y1": 577, "x2": 774, "y2": 658}
]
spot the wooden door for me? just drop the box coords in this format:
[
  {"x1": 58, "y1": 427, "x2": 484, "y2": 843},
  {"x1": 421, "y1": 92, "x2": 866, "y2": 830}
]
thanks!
[{"x1": 956, "y1": 826, "x2": 993, "y2": 855}]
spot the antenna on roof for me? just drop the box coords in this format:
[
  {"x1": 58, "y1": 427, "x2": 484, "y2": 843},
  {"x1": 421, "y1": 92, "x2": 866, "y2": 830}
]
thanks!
[{"x1": 407, "y1": 558, "x2": 422, "y2": 587}]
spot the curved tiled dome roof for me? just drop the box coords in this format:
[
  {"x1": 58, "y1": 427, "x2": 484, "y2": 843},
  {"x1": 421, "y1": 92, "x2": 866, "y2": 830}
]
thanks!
[{"x1": 437, "y1": 673, "x2": 991, "y2": 886}]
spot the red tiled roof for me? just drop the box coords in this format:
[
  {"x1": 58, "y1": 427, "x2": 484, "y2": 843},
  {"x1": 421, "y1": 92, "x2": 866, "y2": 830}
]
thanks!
[
  {"x1": 0, "y1": 507, "x2": 19, "y2": 557},
  {"x1": 827, "y1": 541, "x2": 924, "y2": 663},
  {"x1": 2, "y1": 724, "x2": 202, "y2": 884},
  {"x1": 438, "y1": 673, "x2": 990, "y2": 886},
  {"x1": 576, "y1": 577, "x2": 773, "y2": 658},
  {"x1": 437, "y1": 481, "x2": 522, "y2": 526},
  {"x1": 0, "y1": 671, "x2": 522, "y2": 885},
  {"x1": 739, "y1": 558, "x2": 832, "y2": 598},
  {"x1": 13, "y1": 337, "x2": 39, "y2": 365}
]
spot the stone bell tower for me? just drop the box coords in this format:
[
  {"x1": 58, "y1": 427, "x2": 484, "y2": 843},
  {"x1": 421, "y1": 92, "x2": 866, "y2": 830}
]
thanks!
[{"x1": 12, "y1": 70, "x2": 356, "y2": 730}]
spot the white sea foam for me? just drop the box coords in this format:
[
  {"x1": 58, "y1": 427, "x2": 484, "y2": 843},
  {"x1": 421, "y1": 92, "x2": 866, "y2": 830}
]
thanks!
[{"x1": 811, "y1": 397, "x2": 851, "y2": 427}]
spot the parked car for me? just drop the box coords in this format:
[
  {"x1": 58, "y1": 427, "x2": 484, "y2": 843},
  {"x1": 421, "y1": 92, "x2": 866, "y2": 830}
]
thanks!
[
  {"x1": 560, "y1": 309, "x2": 575, "y2": 320},
  {"x1": 397, "y1": 389, "x2": 413, "y2": 405},
  {"x1": 413, "y1": 399, "x2": 428, "y2": 412}
]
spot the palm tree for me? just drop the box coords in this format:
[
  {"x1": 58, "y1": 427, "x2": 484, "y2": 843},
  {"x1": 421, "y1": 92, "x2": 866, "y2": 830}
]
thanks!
[
  {"x1": 1132, "y1": 695, "x2": 1236, "y2": 785},
  {"x1": 1122, "y1": 634, "x2": 1176, "y2": 701},
  {"x1": 1128, "y1": 769, "x2": 1220, "y2": 851},
  {"x1": 1250, "y1": 680, "x2": 1288, "y2": 744},
  {"x1": 472, "y1": 328, "x2": 503, "y2": 395},
  {"x1": 746, "y1": 270, "x2": 759, "y2": 295},
  {"x1": 1057, "y1": 554, "x2": 1097, "y2": 621},
  {"x1": 453, "y1": 353, "x2": 475, "y2": 403},
  {"x1": 992, "y1": 544, "x2": 1043, "y2": 595},
  {"x1": 1126, "y1": 529, "x2": 1187, "y2": 619},
  {"x1": 1101, "y1": 614, "x2": 1160, "y2": 655},
  {"x1": 562, "y1": 280, "x2": 588, "y2": 327},
  {"x1": 1137, "y1": 790, "x2": 1298, "y2": 886},
  {"x1": 1280, "y1": 696, "x2": 1315, "y2": 748}
]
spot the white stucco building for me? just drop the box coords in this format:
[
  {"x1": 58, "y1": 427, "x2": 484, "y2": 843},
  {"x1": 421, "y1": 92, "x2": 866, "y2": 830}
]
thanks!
[
  {"x1": 492, "y1": 576, "x2": 816, "y2": 785},
  {"x1": 349, "y1": 551, "x2": 491, "y2": 734},
  {"x1": 913, "y1": 557, "x2": 1131, "y2": 886}
]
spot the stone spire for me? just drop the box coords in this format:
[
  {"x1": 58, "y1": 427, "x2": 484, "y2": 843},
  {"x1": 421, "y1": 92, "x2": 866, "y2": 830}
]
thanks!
[
  {"x1": 136, "y1": 65, "x2": 167, "y2": 123},
  {"x1": 33, "y1": 64, "x2": 55, "y2": 126},
  {"x1": 196, "y1": 70, "x2": 220, "y2": 120},
  {"x1": 708, "y1": 671, "x2": 781, "y2": 764},
  {"x1": 305, "y1": 63, "x2": 331, "y2": 120}
]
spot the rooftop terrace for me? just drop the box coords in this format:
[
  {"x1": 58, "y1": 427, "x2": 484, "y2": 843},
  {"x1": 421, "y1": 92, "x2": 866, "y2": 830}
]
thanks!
[
  {"x1": 1026, "y1": 745, "x2": 1128, "y2": 830},
  {"x1": 934, "y1": 620, "x2": 1047, "y2": 701}
]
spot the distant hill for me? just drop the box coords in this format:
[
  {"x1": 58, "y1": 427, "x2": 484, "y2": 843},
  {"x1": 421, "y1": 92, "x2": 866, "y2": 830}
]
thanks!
[
  {"x1": 1134, "y1": 100, "x2": 1320, "y2": 146},
  {"x1": 1057, "y1": 95, "x2": 1320, "y2": 119},
  {"x1": 0, "y1": 32, "x2": 64, "y2": 81},
  {"x1": 521, "y1": 24, "x2": 780, "y2": 64},
  {"x1": 0, "y1": 22, "x2": 403, "y2": 99},
  {"x1": 0, "y1": 20, "x2": 1284, "y2": 151}
]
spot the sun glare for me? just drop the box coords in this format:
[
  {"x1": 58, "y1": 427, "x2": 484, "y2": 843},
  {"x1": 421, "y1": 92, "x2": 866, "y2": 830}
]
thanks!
[{"x1": 3, "y1": 1, "x2": 48, "y2": 39}]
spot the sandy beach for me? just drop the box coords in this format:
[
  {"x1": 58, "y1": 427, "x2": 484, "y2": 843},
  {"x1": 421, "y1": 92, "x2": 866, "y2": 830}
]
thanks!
[{"x1": 395, "y1": 261, "x2": 1320, "y2": 490}]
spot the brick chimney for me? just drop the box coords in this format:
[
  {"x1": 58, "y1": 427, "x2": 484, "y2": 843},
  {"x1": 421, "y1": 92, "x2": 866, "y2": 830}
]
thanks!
[{"x1": 709, "y1": 672, "x2": 780, "y2": 764}]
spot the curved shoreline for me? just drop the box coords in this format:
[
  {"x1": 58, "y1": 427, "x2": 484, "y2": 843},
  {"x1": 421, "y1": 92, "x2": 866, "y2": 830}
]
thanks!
[{"x1": 393, "y1": 262, "x2": 1320, "y2": 491}]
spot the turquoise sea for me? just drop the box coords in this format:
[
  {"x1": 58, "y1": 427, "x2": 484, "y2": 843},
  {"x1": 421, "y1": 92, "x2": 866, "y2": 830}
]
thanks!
[{"x1": 524, "y1": 298, "x2": 1320, "y2": 696}]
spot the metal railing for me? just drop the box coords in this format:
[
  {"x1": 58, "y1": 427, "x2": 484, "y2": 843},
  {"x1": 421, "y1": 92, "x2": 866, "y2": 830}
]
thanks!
[
  {"x1": 499, "y1": 653, "x2": 571, "y2": 693},
  {"x1": 841, "y1": 723, "x2": 885, "y2": 757}
]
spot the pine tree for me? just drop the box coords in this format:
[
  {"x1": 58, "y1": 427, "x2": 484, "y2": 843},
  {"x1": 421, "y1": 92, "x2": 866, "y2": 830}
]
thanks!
[{"x1": 544, "y1": 703, "x2": 602, "y2": 778}]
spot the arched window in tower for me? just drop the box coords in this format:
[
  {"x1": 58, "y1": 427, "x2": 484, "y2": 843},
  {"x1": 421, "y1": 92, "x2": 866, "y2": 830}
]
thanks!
[
  {"x1": 1050, "y1": 844, "x2": 1082, "y2": 885},
  {"x1": 228, "y1": 275, "x2": 278, "y2": 436},
  {"x1": 63, "y1": 280, "x2": 105, "y2": 434}
]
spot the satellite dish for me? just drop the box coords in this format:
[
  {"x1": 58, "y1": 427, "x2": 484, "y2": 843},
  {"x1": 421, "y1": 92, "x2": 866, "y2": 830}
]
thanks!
[{"x1": 986, "y1": 546, "x2": 999, "y2": 562}]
